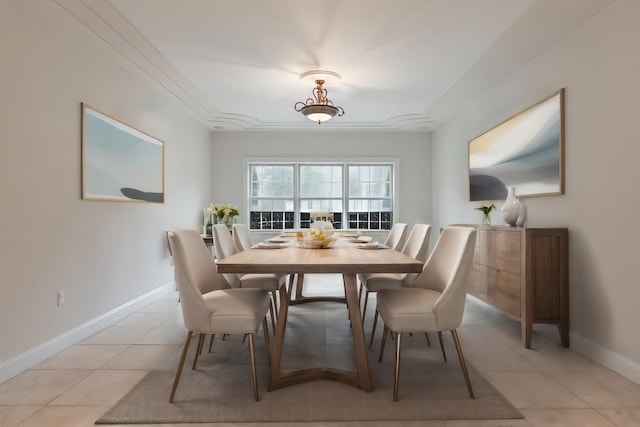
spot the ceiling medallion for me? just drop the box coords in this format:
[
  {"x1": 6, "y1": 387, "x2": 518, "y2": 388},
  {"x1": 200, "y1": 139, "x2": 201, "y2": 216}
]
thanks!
[{"x1": 294, "y1": 71, "x2": 344, "y2": 124}]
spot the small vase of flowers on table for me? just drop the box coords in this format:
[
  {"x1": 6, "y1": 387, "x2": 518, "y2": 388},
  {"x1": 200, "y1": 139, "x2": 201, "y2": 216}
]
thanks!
[
  {"x1": 208, "y1": 203, "x2": 240, "y2": 230},
  {"x1": 475, "y1": 203, "x2": 496, "y2": 225}
]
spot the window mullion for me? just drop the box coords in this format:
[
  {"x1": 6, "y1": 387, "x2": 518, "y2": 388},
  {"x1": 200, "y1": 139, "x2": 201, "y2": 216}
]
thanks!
[
  {"x1": 343, "y1": 163, "x2": 349, "y2": 227},
  {"x1": 294, "y1": 164, "x2": 301, "y2": 229}
]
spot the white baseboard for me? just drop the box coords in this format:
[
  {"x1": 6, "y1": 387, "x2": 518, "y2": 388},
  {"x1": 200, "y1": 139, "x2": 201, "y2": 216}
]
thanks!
[
  {"x1": 469, "y1": 296, "x2": 640, "y2": 386},
  {"x1": 0, "y1": 282, "x2": 176, "y2": 384},
  {"x1": 570, "y1": 331, "x2": 640, "y2": 386}
]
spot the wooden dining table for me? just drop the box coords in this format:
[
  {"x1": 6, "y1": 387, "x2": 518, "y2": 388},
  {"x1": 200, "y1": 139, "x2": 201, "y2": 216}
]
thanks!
[{"x1": 215, "y1": 237, "x2": 423, "y2": 392}]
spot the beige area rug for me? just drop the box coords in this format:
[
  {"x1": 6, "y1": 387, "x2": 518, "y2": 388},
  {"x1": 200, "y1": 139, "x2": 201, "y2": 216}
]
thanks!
[{"x1": 96, "y1": 332, "x2": 522, "y2": 424}]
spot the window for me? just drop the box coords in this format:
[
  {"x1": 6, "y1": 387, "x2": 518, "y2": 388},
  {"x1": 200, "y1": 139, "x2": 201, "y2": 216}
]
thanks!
[
  {"x1": 249, "y1": 164, "x2": 294, "y2": 230},
  {"x1": 248, "y1": 162, "x2": 395, "y2": 231},
  {"x1": 348, "y1": 165, "x2": 393, "y2": 230}
]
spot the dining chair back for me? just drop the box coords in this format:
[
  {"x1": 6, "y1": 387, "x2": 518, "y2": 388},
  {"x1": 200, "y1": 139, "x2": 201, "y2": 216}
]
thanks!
[
  {"x1": 358, "y1": 224, "x2": 432, "y2": 345},
  {"x1": 213, "y1": 224, "x2": 285, "y2": 325},
  {"x1": 384, "y1": 223, "x2": 408, "y2": 251},
  {"x1": 410, "y1": 226, "x2": 476, "y2": 330},
  {"x1": 376, "y1": 226, "x2": 477, "y2": 400},
  {"x1": 212, "y1": 224, "x2": 240, "y2": 258},
  {"x1": 232, "y1": 223, "x2": 254, "y2": 251},
  {"x1": 212, "y1": 224, "x2": 242, "y2": 287},
  {"x1": 399, "y1": 223, "x2": 432, "y2": 286},
  {"x1": 166, "y1": 228, "x2": 271, "y2": 402}
]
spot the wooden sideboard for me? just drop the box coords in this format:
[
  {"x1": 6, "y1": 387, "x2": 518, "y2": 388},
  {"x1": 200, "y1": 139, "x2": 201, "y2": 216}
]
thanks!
[
  {"x1": 202, "y1": 235, "x2": 214, "y2": 247},
  {"x1": 458, "y1": 225, "x2": 569, "y2": 348}
]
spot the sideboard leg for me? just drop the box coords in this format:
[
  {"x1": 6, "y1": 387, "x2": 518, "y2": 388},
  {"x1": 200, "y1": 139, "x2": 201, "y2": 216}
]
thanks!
[
  {"x1": 558, "y1": 323, "x2": 570, "y2": 348},
  {"x1": 523, "y1": 318, "x2": 533, "y2": 349}
]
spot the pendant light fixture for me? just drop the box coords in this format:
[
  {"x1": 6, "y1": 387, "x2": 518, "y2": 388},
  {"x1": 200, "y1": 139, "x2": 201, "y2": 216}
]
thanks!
[{"x1": 294, "y1": 73, "x2": 344, "y2": 124}]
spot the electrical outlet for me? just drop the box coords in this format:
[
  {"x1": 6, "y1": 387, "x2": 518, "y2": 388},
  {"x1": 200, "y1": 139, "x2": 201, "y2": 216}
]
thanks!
[{"x1": 57, "y1": 290, "x2": 65, "y2": 306}]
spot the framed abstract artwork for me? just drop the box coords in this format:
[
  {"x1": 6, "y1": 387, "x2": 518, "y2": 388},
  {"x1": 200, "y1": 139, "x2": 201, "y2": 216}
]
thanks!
[
  {"x1": 81, "y1": 103, "x2": 164, "y2": 203},
  {"x1": 468, "y1": 88, "x2": 565, "y2": 201}
]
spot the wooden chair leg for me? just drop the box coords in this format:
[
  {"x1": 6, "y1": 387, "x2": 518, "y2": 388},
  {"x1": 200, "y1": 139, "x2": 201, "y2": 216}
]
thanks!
[
  {"x1": 271, "y1": 290, "x2": 279, "y2": 320},
  {"x1": 170, "y1": 331, "x2": 192, "y2": 402},
  {"x1": 197, "y1": 333, "x2": 205, "y2": 355},
  {"x1": 287, "y1": 273, "x2": 296, "y2": 303},
  {"x1": 208, "y1": 334, "x2": 216, "y2": 353},
  {"x1": 262, "y1": 318, "x2": 271, "y2": 366},
  {"x1": 193, "y1": 333, "x2": 205, "y2": 369},
  {"x1": 438, "y1": 331, "x2": 447, "y2": 361},
  {"x1": 369, "y1": 309, "x2": 379, "y2": 348},
  {"x1": 342, "y1": 276, "x2": 351, "y2": 320},
  {"x1": 248, "y1": 333, "x2": 260, "y2": 401},
  {"x1": 424, "y1": 332, "x2": 431, "y2": 346},
  {"x1": 379, "y1": 325, "x2": 389, "y2": 362},
  {"x1": 361, "y1": 290, "x2": 370, "y2": 324},
  {"x1": 451, "y1": 329, "x2": 475, "y2": 399},
  {"x1": 262, "y1": 317, "x2": 269, "y2": 339},
  {"x1": 295, "y1": 273, "x2": 305, "y2": 300},
  {"x1": 393, "y1": 332, "x2": 403, "y2": 401},
  {"x1": 269, "y1": 297, "x2": 277, "y2": 335}
]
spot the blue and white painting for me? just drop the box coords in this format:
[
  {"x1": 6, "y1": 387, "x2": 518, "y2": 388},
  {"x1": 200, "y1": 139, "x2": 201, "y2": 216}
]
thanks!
[
  {"x1": 82, "y1": 104, "x2": 164, "y2": 203},
  {"x1": 468, "y1": 89, "x2": 564, "y2": 201}
]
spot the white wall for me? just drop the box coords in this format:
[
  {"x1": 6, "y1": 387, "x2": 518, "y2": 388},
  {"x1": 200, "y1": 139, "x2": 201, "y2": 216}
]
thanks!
[
  {"x1": 0, "y1": 1, "x2": 211, "y2": 381},
  {"x1": 209, "y1": 131, "x2": 432, "y2": 241},
  {"x1": 431, "y1": 0, "x2": 640, "y2": 383}
]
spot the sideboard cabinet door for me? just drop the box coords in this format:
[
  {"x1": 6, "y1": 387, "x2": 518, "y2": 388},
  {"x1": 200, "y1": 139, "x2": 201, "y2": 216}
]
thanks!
[{"x1": 465, "y1": 225, "x2": 568, "y2": 348}]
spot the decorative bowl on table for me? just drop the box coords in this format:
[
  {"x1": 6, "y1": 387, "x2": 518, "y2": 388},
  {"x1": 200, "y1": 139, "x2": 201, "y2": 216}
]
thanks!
[
  {"x1": 295, "y1": 231, "x2": 337, "y2": 249},
  {"x1": 310, "y1": 220, "x2": 334, "y2": 237}
]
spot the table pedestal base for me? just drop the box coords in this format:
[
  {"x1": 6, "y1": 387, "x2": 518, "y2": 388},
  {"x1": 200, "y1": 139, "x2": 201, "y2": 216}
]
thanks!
[
  {"x1": 289, "y1": 273, "x2": 347, "y2": 305},
  {"x1": 268, "y1": 273, "x2": 371, "y2": 392}
]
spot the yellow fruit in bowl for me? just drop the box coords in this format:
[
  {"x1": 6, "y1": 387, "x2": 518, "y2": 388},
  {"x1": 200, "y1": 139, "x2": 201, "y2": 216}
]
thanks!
[{"x1": 321, "y1": 236, "x2": 337, "y2": 248}]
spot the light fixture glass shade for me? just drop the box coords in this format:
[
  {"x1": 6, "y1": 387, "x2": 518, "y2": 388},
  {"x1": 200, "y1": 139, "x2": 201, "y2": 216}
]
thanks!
[{"x1": 301, "y1": 105, "x2": 338, "y2": 123}]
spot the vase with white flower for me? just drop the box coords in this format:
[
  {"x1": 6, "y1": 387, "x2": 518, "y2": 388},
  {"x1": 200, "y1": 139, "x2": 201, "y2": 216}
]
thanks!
[
  {"x1": 475, "y1": 202, "x2": 496, "y2": 225},
  {"x1": 208, "y1": 203, "x2": 240, "y2": 230}
]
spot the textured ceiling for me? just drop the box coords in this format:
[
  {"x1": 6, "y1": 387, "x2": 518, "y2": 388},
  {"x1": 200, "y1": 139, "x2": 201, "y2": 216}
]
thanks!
[{"x1": 48, "y1": 0, "x2": 613, "y2": 131}]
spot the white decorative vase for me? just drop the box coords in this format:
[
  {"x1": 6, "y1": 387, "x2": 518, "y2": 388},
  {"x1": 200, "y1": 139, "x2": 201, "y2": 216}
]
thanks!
[
  {"x1": 501, "y1": 187, "x2": 521, "y2": 227},
  {"x1": 516, "y1": 202, "x2": 527, "y2": 227}
]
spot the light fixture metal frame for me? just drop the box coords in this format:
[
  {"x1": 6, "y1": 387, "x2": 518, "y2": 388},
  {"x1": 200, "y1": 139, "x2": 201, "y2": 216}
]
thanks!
[{"x1": 294, "y1": 79, "x2": 344, "y2": 124}]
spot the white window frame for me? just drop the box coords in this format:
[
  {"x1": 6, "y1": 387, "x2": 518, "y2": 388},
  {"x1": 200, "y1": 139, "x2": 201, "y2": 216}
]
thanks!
[{"x1": 244, "y1": 157, "x2": 399, "y2": 231}]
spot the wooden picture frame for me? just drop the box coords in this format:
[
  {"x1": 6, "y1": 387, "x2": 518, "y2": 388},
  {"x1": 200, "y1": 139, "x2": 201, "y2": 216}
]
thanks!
[
  {"x1": 81, "y1": 103, "x2": 164, "y2": 203},
  {"x1": 468, "y1": 88, "x2": 565, "y2": 201}
]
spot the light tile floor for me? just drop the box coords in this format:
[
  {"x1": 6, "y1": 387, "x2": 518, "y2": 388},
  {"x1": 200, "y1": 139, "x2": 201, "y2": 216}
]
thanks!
[{"x1": 1, "y1": 274, "x2": 640, "y2": 426}]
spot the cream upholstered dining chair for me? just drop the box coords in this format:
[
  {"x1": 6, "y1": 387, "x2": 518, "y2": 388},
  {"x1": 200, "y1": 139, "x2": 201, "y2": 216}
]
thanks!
[
  {"x1": 212, "y1": 224, "x2": 286, "y2": 323},
  {"x1": 232, "y1": 223, "x2": 254, "y2": 251},
  {"x1": 377, "y1": 226, "x2": 477, "y2": 401},
  {"x1": 355, "y1": 222, "x2": 408, "y2": 323},
  {"x1": 234, "y1": 223, "x2": 298, "y2": 304},
  {"x1": 166, "y1": 229, "x2": 271, "y2": 402},
  {"x1": 358, "y1": 224, "x2": 431, "y2": 343},
  {"x1": 383, "y1": 222, "x2": 408, "y2": 251}
]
